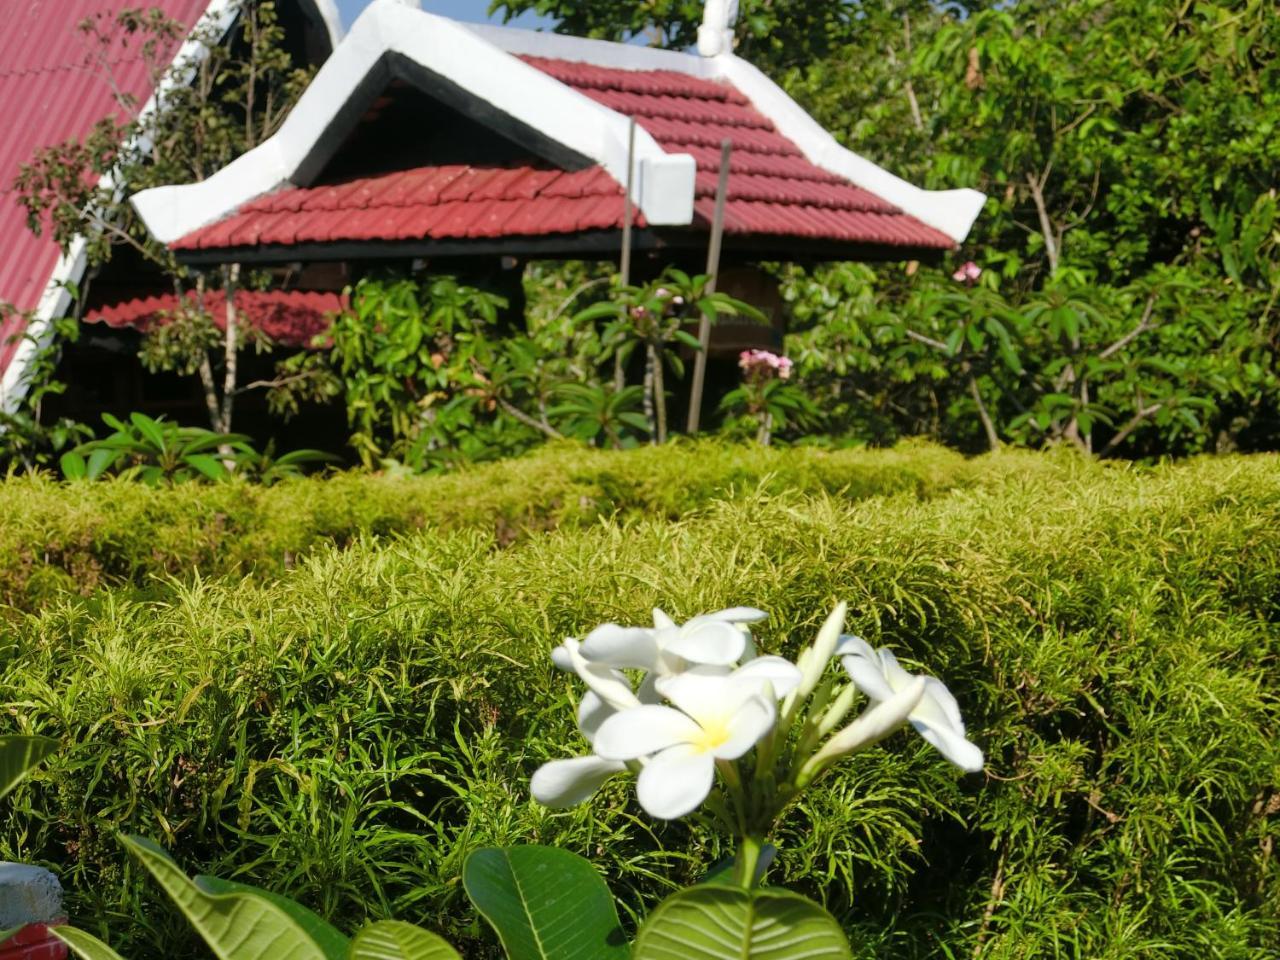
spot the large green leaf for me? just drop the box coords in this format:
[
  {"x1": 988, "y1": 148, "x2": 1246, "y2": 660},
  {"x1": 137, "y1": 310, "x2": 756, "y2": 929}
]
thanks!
[
  {"x1": 633, "y1": 886, "x2": 852, "y2": 960},
  {"x1": 0, "y1": 735, "x2": 58, "y2": 800},
  {"x1": 120, "y1": 835, "x2": 347, "y2": 960},
  {"x1": 195, "y1": 876, "x2": 350, "y2": 959},
  {"x1": 53, "y1": 925, "x2": 130, "y2": 960},
  {"x1": 348, "y1": 921, "x2": 461, "y2": 960},
  {"x1": 463, "y1": 846, "x2": 628, "y2": 960}
]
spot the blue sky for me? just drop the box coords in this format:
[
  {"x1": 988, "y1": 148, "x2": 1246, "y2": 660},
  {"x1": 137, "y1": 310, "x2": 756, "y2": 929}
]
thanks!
[{"x1": 335, "y1": 1, "x2": 551, "y2": 29}]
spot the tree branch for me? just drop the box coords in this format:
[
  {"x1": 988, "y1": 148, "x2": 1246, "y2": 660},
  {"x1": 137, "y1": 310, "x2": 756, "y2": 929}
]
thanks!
[
  {"x1": 1098, "y1": 293, "x2": 1159, "y2": 361},
  {"x1": 1100, "y1": 402, "x2": 1165, "y2": 456},
  {"x1": 905, "y1": 328, "x2": 951, "y2": 353}
]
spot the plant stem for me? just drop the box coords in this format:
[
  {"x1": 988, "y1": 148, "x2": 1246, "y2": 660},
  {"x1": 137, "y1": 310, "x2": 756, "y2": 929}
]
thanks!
[{"x1": 734, "y1": 834, "x2": 765, "y2": 889}]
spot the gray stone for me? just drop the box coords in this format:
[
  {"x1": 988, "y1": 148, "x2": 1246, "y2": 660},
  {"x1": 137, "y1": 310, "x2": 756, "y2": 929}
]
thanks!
[{"x1": 0, "y1": 863, "x2": 63, "y2": 927}]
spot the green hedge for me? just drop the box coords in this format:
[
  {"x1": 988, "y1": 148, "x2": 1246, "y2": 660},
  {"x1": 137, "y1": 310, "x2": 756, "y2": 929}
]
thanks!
[
  {"x1": 0, "y1": 440, "x2": 980, "y2": 612},
  {"x1": 2, "y1": 445, "x2": 1278, "y2": 958}
]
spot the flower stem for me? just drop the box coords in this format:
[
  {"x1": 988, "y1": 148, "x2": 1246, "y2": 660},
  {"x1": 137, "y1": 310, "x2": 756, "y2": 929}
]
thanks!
[{"x1": 734, "y1": 834, "x2": 765, "y2": 889}]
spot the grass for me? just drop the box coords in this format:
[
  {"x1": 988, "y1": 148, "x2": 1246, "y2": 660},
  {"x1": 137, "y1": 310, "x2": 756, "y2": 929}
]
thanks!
[{"x1": 1, "y1": 442, "x2": 1277, "y2": 958}]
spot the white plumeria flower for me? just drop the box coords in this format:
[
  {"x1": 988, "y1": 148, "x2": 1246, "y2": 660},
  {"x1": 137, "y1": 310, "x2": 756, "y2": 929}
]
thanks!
[
  {"x1": 593, "y1": 660, "x2": 797, "y2": 819},
  {"x1": 579, "y1": 607, "x2": 766, "y2": 677},
  {"x1": 838, "y1": 638, "x2": 983, "y2": 772},
  {"x1": 551, "y1": 637, "x2": 642, "y2": 713}
]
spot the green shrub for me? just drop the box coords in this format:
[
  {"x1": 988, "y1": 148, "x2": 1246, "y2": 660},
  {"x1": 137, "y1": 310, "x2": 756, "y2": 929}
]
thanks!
[
  {"x1": 1, "y1": 446, "x2": 1277, "y2": 958},
  {"x1": 0, "y1": 440, "x2": 980, "y2": 612}
]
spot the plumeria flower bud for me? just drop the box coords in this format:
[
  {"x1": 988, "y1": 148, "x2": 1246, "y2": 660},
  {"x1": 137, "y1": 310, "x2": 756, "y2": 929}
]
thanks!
[
  {"x1": 802, "y1": 676, "x2": 927, "y2": 781},
  {"x1": 594, "y1": 670, "x2": 781, "y2": 819},
  {"x1": 789, "y1": 602, "x2": 848, "y2": 709},
  {"x1": 838, "y1": 641, "x2": 983, "y2": 772}
]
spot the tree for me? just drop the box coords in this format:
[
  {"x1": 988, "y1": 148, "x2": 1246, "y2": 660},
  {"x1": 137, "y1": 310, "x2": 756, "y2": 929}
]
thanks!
[{"x1": 14, "y1": 1, "x2": 314, "y2": 435}]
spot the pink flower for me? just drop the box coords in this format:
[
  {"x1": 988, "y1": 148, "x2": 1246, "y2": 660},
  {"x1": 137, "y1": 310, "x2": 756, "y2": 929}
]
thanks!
[
  {"x1": 952, "y1": 261, "x2": 982, "y2": 285},
  {"x1": 655, "y1": 287, "x2": 671, "y2": 299},
  {"x1": 739, "y1": 349, "x2": 793, "y2": 380}
]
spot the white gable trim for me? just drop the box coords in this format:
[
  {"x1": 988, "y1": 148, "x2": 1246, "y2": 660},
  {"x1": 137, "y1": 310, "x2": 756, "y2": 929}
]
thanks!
[
  {"x1": 471, "y1": 22, "x2": 985, "y2": 245},
  {"x1": 715, "y1": 56, "x2": 985, "y2": 244},
  {"x1": 131, "y1": 3, "x2": 699, "y2": 245}
]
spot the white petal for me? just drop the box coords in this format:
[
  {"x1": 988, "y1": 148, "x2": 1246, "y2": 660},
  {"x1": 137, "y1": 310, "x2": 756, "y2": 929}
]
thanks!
[
  {"x1": 594, "y1": 705, "x2": 701, "y2": 760},
  {"x1": 921, "y1": 676, "x2": 966, "y2": 733},
  {"x1": 878, "y1": 648, "x2": 917, "y2": 692},
  {"x1": 656, "y1": 671, "x2": 742, "y2": 724},
  {"x1": 577, "y1": 692, "x2": 612, "y2": 743},
  {"x1": 652, "y1": 608, "x2": 676, "y2": 630},
  {"x1": 732, "y1": 656, "x2": 802, "y2": 699},
  {"x1": 841, "y1": 655, "x2": 895, "y2": 702},
  {"x1": 809, "y1": 602, "x2": 847, "y2": 667},
  {"x1": 551, "y1": 643, "x2": 575, "y2": 672},
  {"x1": 531, "y1": 755, "x2": 627, "y2": 808},
  {"x1": 713, "y1": 695, "x2": 775, "y2": 760},
  {"x1": 700, "y1": 606, "x2": 768, "y2": 623},
  {"x1": 833, "y1": 635, "x2": 875, "y2": 660},
  {"x1": 636, "y1": 672, "x2": 663, "y2": 705},
  {"x1": 566, "y1": 641, "x2": 641, "y2": 713},
  {"x1": 914, "y1": 719, "x2": 984, "y2": 772},
  {"x1": 580, "y1": 624, "x2": 660, "y2": 670},
  {"x1": 664, "y1": 620, "x2": 745, "y2": 665},
  {"x1": 635, "y1": 745, "x2": 715, "y2": 819}
]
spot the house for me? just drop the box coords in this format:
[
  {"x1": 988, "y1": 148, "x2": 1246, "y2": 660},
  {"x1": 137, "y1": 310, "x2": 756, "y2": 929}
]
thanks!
[{"x1": 0, "y1": 0, "x2": 342, "y2": 415}]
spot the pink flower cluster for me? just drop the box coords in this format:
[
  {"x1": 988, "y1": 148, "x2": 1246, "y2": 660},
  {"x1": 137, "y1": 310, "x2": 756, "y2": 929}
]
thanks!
[
  {"x1": 952, "y1": 261, "x2": 983, "y2": 284},
  {"x1": 739, "y1": 349, "x2": 793, "y2": 380}
]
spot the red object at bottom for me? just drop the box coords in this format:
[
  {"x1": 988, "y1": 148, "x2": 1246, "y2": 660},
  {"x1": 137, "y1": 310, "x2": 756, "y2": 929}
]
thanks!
[{"x1": 0, "y1": 921, "x2": 68, "y2": 960}]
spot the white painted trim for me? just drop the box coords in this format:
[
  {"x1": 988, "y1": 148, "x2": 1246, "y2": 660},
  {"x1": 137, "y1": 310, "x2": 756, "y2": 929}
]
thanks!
[
  {"x1": 132, "y1": 4, "x2": 700, "y2": 244},
  {"x1": 129, "y1": 1, "x2": 985, "y2": 268},
  {"x1": 466, "y1": 22, "x2": 717, "y2": 77},
  {"x1": 2, "y1": 0, "x2": 244, "y2": 413},
  {"x1": 714, "y1": 54, "x2": 986, "y2": 244}
]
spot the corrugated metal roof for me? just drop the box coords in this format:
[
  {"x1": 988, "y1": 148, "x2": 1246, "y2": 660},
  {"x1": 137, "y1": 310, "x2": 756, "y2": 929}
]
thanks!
[
  {"x1": 0, "y1": 0, "x2": 211, "y2": 379},
  {"x1": 171, "y1": 57, "x2": 954, "y2": 256},
  {"x1": 85, "y1": 289, "x2": 345, "y2": 347}
]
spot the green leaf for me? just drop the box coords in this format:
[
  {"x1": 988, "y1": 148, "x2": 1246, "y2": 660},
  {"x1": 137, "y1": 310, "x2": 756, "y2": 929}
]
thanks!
[
  {"x1": 120, "y1": 835, "x2": 346, "y2": 960},
  {"x1": 0, "y1": 927, "x2": 21, "y2": 947},
  {"x1": 0, "y1": 735, "x2": 58, "y2": 800},
  {"x1": 195, "y1": 876, "x2": 350, "y2": 959},
  {"x1": 348, "y1": 921, "x2": 461, "y2": 960},
  {"x1": 129, "y1": 412, "x2": 167, "y2": 453},
  {"x1": 463, "y1": 846, "x2": 628, "y2": 960},
  {"x1": 185, "y1": 454, "x2": 230, "y2": 482},
  {"x1": 53, "y1": 925, "x2": 130, "y2": 960},
  {"x1": 60, "y1": 451, "x2": 87, "y2": 480},
  {"x1": 86, "y1": 447, "x2": 117, "y2": 479},
  {"x1": 633, "y1": 886, "x2": 852, "y2": 960}
]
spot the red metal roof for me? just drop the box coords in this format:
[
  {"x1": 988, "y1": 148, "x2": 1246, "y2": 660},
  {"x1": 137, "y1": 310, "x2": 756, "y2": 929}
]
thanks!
[
  {"x1": 0, "y1": 0, "x2": 212, "y2": 380},
  {"x1": 85, "y1": 289, "x2": 345, "y2": 348},
  {"x1": 172, "y1": 56, "x2": 953, "y2": 255}
]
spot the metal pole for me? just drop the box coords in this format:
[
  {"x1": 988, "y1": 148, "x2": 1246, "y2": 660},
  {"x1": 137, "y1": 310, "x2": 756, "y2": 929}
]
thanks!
[
  {"x1": 686, "y1": 138, "x2": 732, "y2": 434},
  {"x1": 620, "y1": 118, "x2": 637, "y2": 286}
]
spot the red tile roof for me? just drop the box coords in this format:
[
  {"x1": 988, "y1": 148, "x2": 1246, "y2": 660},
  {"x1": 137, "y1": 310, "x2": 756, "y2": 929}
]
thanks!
[
  {"x1": 0, "y1": 0, "x2": 212, "y2": 380},
  {"x1": 85, "y1": 289, "x2": 345, "y2": 348},
  {"x1": 172, "y1": 57, "x2": 953, "y2": 255}
]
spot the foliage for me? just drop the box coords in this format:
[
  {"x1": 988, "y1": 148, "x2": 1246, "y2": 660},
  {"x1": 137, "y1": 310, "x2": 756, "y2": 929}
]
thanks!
[
  {"x1": 0, "y1": 314, "x2": 93, "y2": 472},
  {"x1": 571, "y1": 269, "x2": 764, "y2": 443},
  {"x1": 59, "y1": 413, "x2": 250, "y2": 485},
  {"x1": 1, "y1": 444, "x2": 1277, "y2": 958},
  {"x1": 58, "y1": 412, "x2": 334, "y2": 487},
  {"x1": 719, "y1": 351, "x2": 813, "y2": 446},
  {"x1": 0, "y1": 440, "x2": 977, "y2": 612},
  {"x1": 777, "y1": 0, "x2": 1280, "y2": 457}
]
